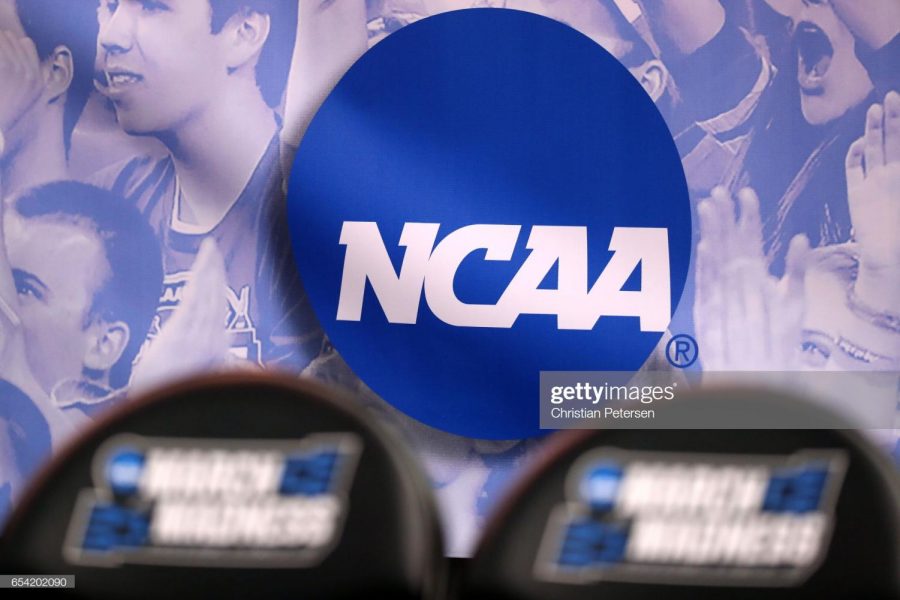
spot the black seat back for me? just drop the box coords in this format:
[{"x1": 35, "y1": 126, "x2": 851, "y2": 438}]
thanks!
[
  {"x1": 462, "y1": 388, "x2": 900, "y2": 599},
  {"x1": 1, "y1": 374, "x2": 445, "y2": 599}
]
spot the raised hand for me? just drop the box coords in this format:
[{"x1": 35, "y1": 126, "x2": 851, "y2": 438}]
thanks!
[
  {"x1": 846, "y1": 92, "x2": 900, "y2": 273},
  {"x1": 694, "y1": 186, "x2": 810, "y2": 371},
  {"x1": 129, "y1": 238, "x2": 230, "y2": 395}
]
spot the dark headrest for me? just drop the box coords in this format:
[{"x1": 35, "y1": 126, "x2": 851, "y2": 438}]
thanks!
[
  {"x1": 0, "y1": 374, "x2": 445, "y2": 599},
  {"x1": 462, "y1": 388, "x2": 900, "y2": 599}
]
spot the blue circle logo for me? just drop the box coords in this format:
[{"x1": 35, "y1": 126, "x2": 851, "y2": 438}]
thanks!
[
  {"x1": 288, "y1": 10, "x2": 690, "y2": 439},
  {"x1": 580, "y1": 462, "x2": 624, "y2": 512},
  {"x1": 105, "y1": 447, "x2": 145, "y2": 497}
]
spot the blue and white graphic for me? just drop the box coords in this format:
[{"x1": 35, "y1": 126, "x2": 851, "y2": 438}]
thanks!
[
  {"x1": 288, "y1": 9, "x2": 691, "y2": 439},
  {"x1": 0, "y1": 0, "x2": 896, "y2": 560},
  {"x1": 64, "y1": 434, "x2": 362, "y2": 568},
  {"x1": 536, "y1": 448, "x2": 848, "y2": 586},
  {"x1": 579, "y1": 462, "x2": 624, "y2": 512},
  {"x1": 80, "y1": 504, "x2": 150, "y2": 555},
  {"x1": 556, "y1": 520, "x2": 629, "y2": 568},
  {"x1": 762, "y1": 463, "x2": 831, "y2": 514},
  {"x1": 104, "y1": 447, "x2": 145, "y2": 498}
]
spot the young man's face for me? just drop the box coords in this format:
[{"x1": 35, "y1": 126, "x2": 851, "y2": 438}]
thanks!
[
  {"x1": 96, "y1": 0, "x2": 229, "y2": 135},
  {"x1": 3, "y1": 214, "x2": 110, "y2": 394},
  {"x1": 793, "y1": 0, "x2": 873, "y2": 125}
]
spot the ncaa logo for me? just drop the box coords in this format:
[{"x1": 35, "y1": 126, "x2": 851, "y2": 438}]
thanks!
[
  {"x1": 337, "y1": 223, "x2": 671, "y2": 331},
  {"x1": 288, "y1": 10, "x2": 691, "y2": 439}
]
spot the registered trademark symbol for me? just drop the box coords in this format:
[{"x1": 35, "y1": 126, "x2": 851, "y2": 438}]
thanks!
[{"x1": 665, "y1": 334, "x2": 698, "y2": 368}]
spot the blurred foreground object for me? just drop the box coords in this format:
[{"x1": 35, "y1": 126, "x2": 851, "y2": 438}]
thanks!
[
  {"x1": 462, "y1": 388, "x2": 900, "y2": 599},
  {"x1": 0, "y1": 374, "x2": 445, "y2": 599}
]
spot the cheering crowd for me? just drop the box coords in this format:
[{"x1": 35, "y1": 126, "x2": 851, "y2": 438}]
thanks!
[{"x1": 0, "y1": 0, "x2": 896, "y2": 555}]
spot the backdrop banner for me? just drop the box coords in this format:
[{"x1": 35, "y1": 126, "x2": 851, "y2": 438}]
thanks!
[{"x1": 0, "y1": 0, "x2": 897, "y2": 557}]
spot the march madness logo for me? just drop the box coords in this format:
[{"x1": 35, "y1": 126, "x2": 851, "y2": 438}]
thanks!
[
  {"x1": 63, "y1": 434, "x2": 361, "y2": 568},
  {"x1": 535, "y1": 448, "x2": 848, "y2": 587}
]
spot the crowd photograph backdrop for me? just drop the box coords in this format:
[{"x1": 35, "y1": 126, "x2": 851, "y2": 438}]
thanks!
[{"x1": 0, "y1": 0, "x2": 897, "y2": 558}]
